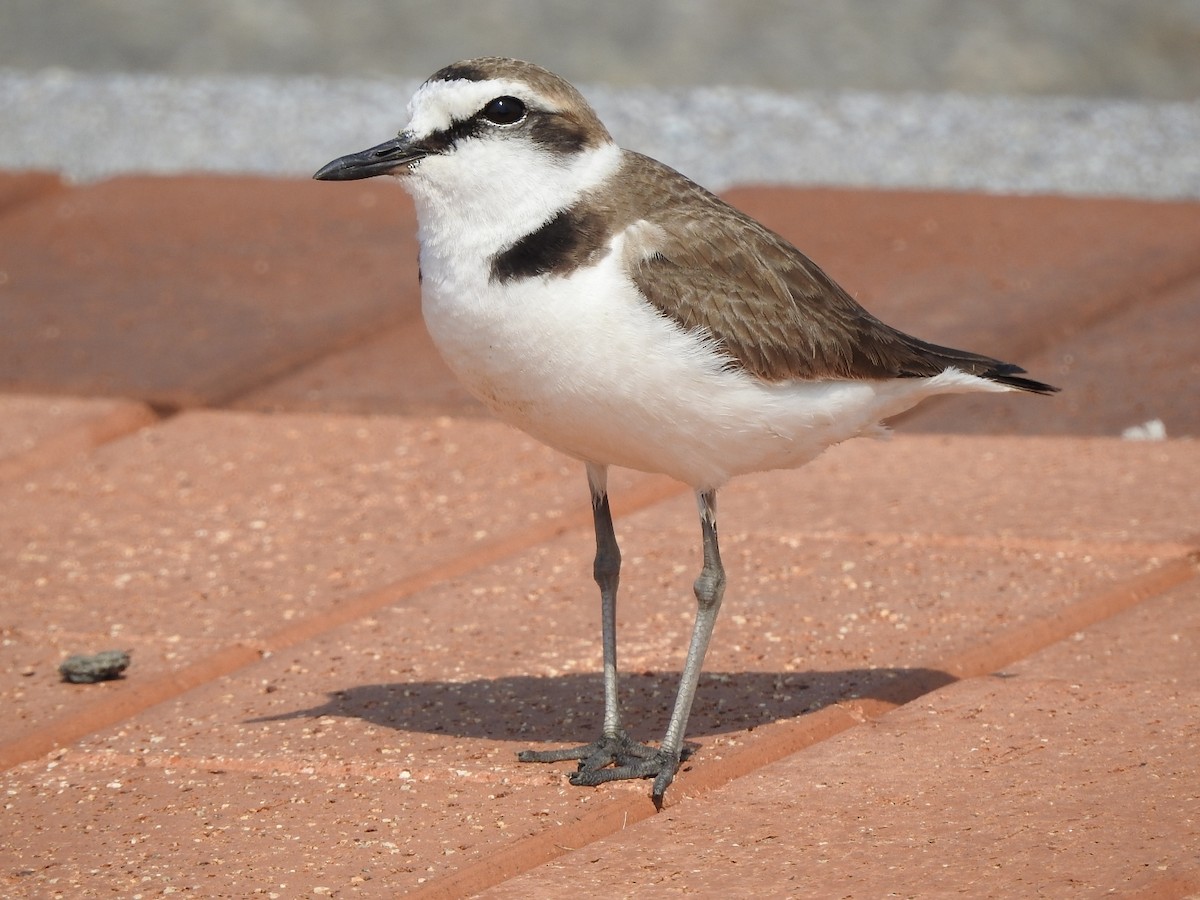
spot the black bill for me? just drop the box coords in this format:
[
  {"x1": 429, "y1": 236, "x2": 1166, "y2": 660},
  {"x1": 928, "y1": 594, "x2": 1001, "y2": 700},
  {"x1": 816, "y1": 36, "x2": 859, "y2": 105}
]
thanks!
[{"x1": 313, "y1": 135, "x2": 429, "y2": 181}]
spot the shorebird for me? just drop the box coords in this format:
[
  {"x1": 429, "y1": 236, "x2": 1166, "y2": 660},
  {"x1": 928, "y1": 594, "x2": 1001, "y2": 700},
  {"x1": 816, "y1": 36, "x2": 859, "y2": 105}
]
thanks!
[{"x1": 314, "y1": 57, "x2": 1056, "y2": 803}]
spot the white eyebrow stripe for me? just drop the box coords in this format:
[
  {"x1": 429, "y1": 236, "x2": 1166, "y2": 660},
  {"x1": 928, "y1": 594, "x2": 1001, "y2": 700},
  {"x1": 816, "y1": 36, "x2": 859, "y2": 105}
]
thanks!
[{"x1": 405, "y1": 78, "x2": 546, "y2": 138}]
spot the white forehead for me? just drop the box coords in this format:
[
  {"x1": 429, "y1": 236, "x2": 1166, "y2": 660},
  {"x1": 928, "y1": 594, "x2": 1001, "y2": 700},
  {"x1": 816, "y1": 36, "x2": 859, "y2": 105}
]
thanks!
[{"x1": 405, "y1": 77, "x2": 544, "y2": 136}]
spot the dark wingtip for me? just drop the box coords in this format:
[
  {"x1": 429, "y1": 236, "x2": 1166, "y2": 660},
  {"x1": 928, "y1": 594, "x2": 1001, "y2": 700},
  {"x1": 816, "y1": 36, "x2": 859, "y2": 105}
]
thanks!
[
  {"x1": 987, "y1": 363, "x2": 1060, "y2": 395},
  {"x1": 894, "y1": 334, "x2": 1059, "y2": 395}
]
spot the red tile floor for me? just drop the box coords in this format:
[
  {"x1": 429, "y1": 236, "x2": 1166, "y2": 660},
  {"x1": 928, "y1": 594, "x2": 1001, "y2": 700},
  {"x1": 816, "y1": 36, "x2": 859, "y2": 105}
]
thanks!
[{"x1": 1, "y1": 171, "x2": 1197, "y2": 896}]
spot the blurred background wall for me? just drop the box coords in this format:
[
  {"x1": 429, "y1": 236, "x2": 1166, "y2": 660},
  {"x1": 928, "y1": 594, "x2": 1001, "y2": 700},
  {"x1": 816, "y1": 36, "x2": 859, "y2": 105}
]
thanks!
[{"x1": 3, "y1": 0, "x2": 1198, "y2": 98}]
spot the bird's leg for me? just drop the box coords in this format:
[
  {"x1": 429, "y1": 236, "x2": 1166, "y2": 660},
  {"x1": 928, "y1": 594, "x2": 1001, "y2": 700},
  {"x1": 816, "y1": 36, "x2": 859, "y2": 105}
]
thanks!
[
  {"x1": 569, "y1": 488, "x2": 725, "y2": 805},
  {"x1": 592, "y1": 463, "x2": 622, "y2": 740},
  {"x1": 517, "y1": 464, "x2": 658, "y2": 770},
  {"x1": 652, "y1": 488, "x2": 725, "y2": 795}
]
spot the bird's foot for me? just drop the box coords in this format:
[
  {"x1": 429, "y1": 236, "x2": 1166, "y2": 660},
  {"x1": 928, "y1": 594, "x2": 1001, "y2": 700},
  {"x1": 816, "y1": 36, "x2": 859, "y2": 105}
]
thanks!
[
  {"x1": 518, "y1": 733, "x2": 689, "y2": 803},
  {"x1": 517, "y1": 731, "x2": 657, "y2": 767}
]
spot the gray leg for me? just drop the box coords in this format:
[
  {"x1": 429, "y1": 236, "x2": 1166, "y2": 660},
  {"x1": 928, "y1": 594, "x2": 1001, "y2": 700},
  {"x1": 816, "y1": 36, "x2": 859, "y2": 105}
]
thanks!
[
  {"x1": 589, "y1": 463, "x2": 623, "y2": 738},
  {"x1": 517, "y1": 464, "x2": 658, "y2": 769},
  {"x1": 653, "y1": 488, "x2": 725, "y2": 794},
  {"x1": 569, "y1": 488, "x2": 726, "y2": 804}
]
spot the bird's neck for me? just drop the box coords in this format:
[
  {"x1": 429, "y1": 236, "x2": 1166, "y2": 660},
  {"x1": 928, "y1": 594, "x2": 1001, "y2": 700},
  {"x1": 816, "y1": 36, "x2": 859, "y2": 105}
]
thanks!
[{"x1": 405, "y1": 141, "x2": 623, "y2": 265}]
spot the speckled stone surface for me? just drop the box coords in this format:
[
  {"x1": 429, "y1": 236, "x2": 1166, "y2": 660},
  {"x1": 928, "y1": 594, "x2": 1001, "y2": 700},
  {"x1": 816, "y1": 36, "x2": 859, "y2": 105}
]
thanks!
[
  {"x1": 0, "y1": 394, "x2": 155, "y2": 479},
  {"x1": 484, "y1": 583, "x2": 1200, "y2": 898},
  {"x1": 2, "y1": 428, "x2": 1196, "y2": 896}
]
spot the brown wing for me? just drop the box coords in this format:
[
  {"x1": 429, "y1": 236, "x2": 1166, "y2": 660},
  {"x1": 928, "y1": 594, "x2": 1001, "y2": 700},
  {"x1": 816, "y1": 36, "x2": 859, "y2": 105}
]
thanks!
[{"x1": 616, "y1": 152, "x2": 1053, "y2": 392}]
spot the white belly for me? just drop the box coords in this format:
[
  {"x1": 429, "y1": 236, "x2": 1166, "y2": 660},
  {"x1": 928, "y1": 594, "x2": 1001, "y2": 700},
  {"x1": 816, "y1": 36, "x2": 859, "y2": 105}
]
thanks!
[{"x1": 420, "y1": 248, "x2": 1007, "y2": 490}]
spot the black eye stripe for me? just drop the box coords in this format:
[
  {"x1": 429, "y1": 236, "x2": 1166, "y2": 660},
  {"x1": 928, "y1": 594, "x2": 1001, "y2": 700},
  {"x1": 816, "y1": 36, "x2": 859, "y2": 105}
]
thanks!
[
  {"x1": 418, "y1": 116, "x2": 484, "y2": 154},
  {"x1": 420, "y1": 101, "x2": 526, "y2": 154},
  {"x1": 420, "y1": 104, "x2": 591, "y2": 156}
]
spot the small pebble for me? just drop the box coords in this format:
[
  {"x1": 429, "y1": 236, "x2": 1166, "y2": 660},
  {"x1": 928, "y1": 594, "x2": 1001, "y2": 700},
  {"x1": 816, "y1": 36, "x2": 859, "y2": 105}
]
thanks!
[{"x1": 59, "y1": 650, "x2": 131, "y2": 684}]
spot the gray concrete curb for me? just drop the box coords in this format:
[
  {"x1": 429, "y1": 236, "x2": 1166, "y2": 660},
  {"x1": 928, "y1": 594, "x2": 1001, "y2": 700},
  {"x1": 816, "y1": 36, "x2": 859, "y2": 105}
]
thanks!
[{"x1": 3, "y1": 69, "x2": 1199, "y2": 198}]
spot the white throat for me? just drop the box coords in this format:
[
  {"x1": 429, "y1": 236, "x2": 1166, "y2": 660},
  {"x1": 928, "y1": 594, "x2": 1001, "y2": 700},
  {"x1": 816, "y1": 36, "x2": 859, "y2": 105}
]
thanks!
[{"x1": 403, "y1": 139, "x2": 622, "y2": 266}]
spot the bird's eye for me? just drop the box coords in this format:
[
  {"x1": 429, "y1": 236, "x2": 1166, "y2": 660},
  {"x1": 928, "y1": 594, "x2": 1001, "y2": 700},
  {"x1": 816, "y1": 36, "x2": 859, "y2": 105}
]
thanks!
[{"x1": 481, "y1": 96, "x2": 527, "y2": 125}]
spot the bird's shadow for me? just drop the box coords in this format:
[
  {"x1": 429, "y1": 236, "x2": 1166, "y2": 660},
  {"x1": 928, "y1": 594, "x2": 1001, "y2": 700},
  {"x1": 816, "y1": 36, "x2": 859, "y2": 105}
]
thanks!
[{"x1": 249, "y1": 666, "x2": 957, "y2": 743}]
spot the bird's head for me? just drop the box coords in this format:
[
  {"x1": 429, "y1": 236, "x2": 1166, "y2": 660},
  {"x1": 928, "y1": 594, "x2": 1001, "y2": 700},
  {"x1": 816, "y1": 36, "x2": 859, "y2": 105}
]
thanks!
[{"x1": 314, "y1": 58, "x2": 618, "y2": 226}]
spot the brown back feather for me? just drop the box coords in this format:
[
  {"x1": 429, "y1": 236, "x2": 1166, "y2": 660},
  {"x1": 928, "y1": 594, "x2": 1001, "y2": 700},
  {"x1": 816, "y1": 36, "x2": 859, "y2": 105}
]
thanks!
[{"x1": 605, "y1": 152, "x2": 1053, "y2": 392}]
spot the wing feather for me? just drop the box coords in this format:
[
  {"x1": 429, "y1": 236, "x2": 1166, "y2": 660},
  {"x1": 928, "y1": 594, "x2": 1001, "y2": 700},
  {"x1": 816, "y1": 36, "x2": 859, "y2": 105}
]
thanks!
[{"x1": 604, "y1": 151, "x2": 1055, "y2": 392}]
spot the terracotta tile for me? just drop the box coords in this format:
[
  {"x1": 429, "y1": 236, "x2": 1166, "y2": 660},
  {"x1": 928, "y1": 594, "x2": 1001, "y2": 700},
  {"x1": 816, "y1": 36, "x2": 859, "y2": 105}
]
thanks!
[
  {"x1": 3, "y1": 411, "x2": 559, "y2": 642},
  {"x1": 1, "y1": 434, "x2": 1193, "y2": 895},
  {"x1": 906, "y1": 275, "x2": 1200, "y2": 437},
  {"x1": 232, "y1": 318, "x2": 485, "y2": 417},
  {"x1": 482, "y1": 583, "x2": 1199, "y2": 898},
  {"x1": 0, "y1": 393, "x2": 156, "y2": 480},
  {"x1": 0, "y1": 410, "x2": 662, "y2": 751},
  {"x1": 0, "y1": 175, "x2": 419, "y2": 408},
  {"x1": 721, "y1": 435, "x2": 1200, "y2": 547},
  {"x1": 0, "y1": 170, "x2": 64, "y2": 213},
  {"x1": 0, "y1": 507, "x2": 1140, "y2": 896}
]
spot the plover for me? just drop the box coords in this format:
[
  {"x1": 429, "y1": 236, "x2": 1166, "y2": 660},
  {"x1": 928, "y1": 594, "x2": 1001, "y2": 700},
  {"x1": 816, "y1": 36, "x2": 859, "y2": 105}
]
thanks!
[{"x1": 315, "y1": 57, "x2": 1056, "y2": 803}]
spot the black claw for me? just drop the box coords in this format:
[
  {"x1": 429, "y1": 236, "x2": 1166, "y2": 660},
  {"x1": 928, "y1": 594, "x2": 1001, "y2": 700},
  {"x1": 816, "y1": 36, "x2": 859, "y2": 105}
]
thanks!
[{"x1": 651, "y1": 765, "x2": 676, "y2": 801}]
